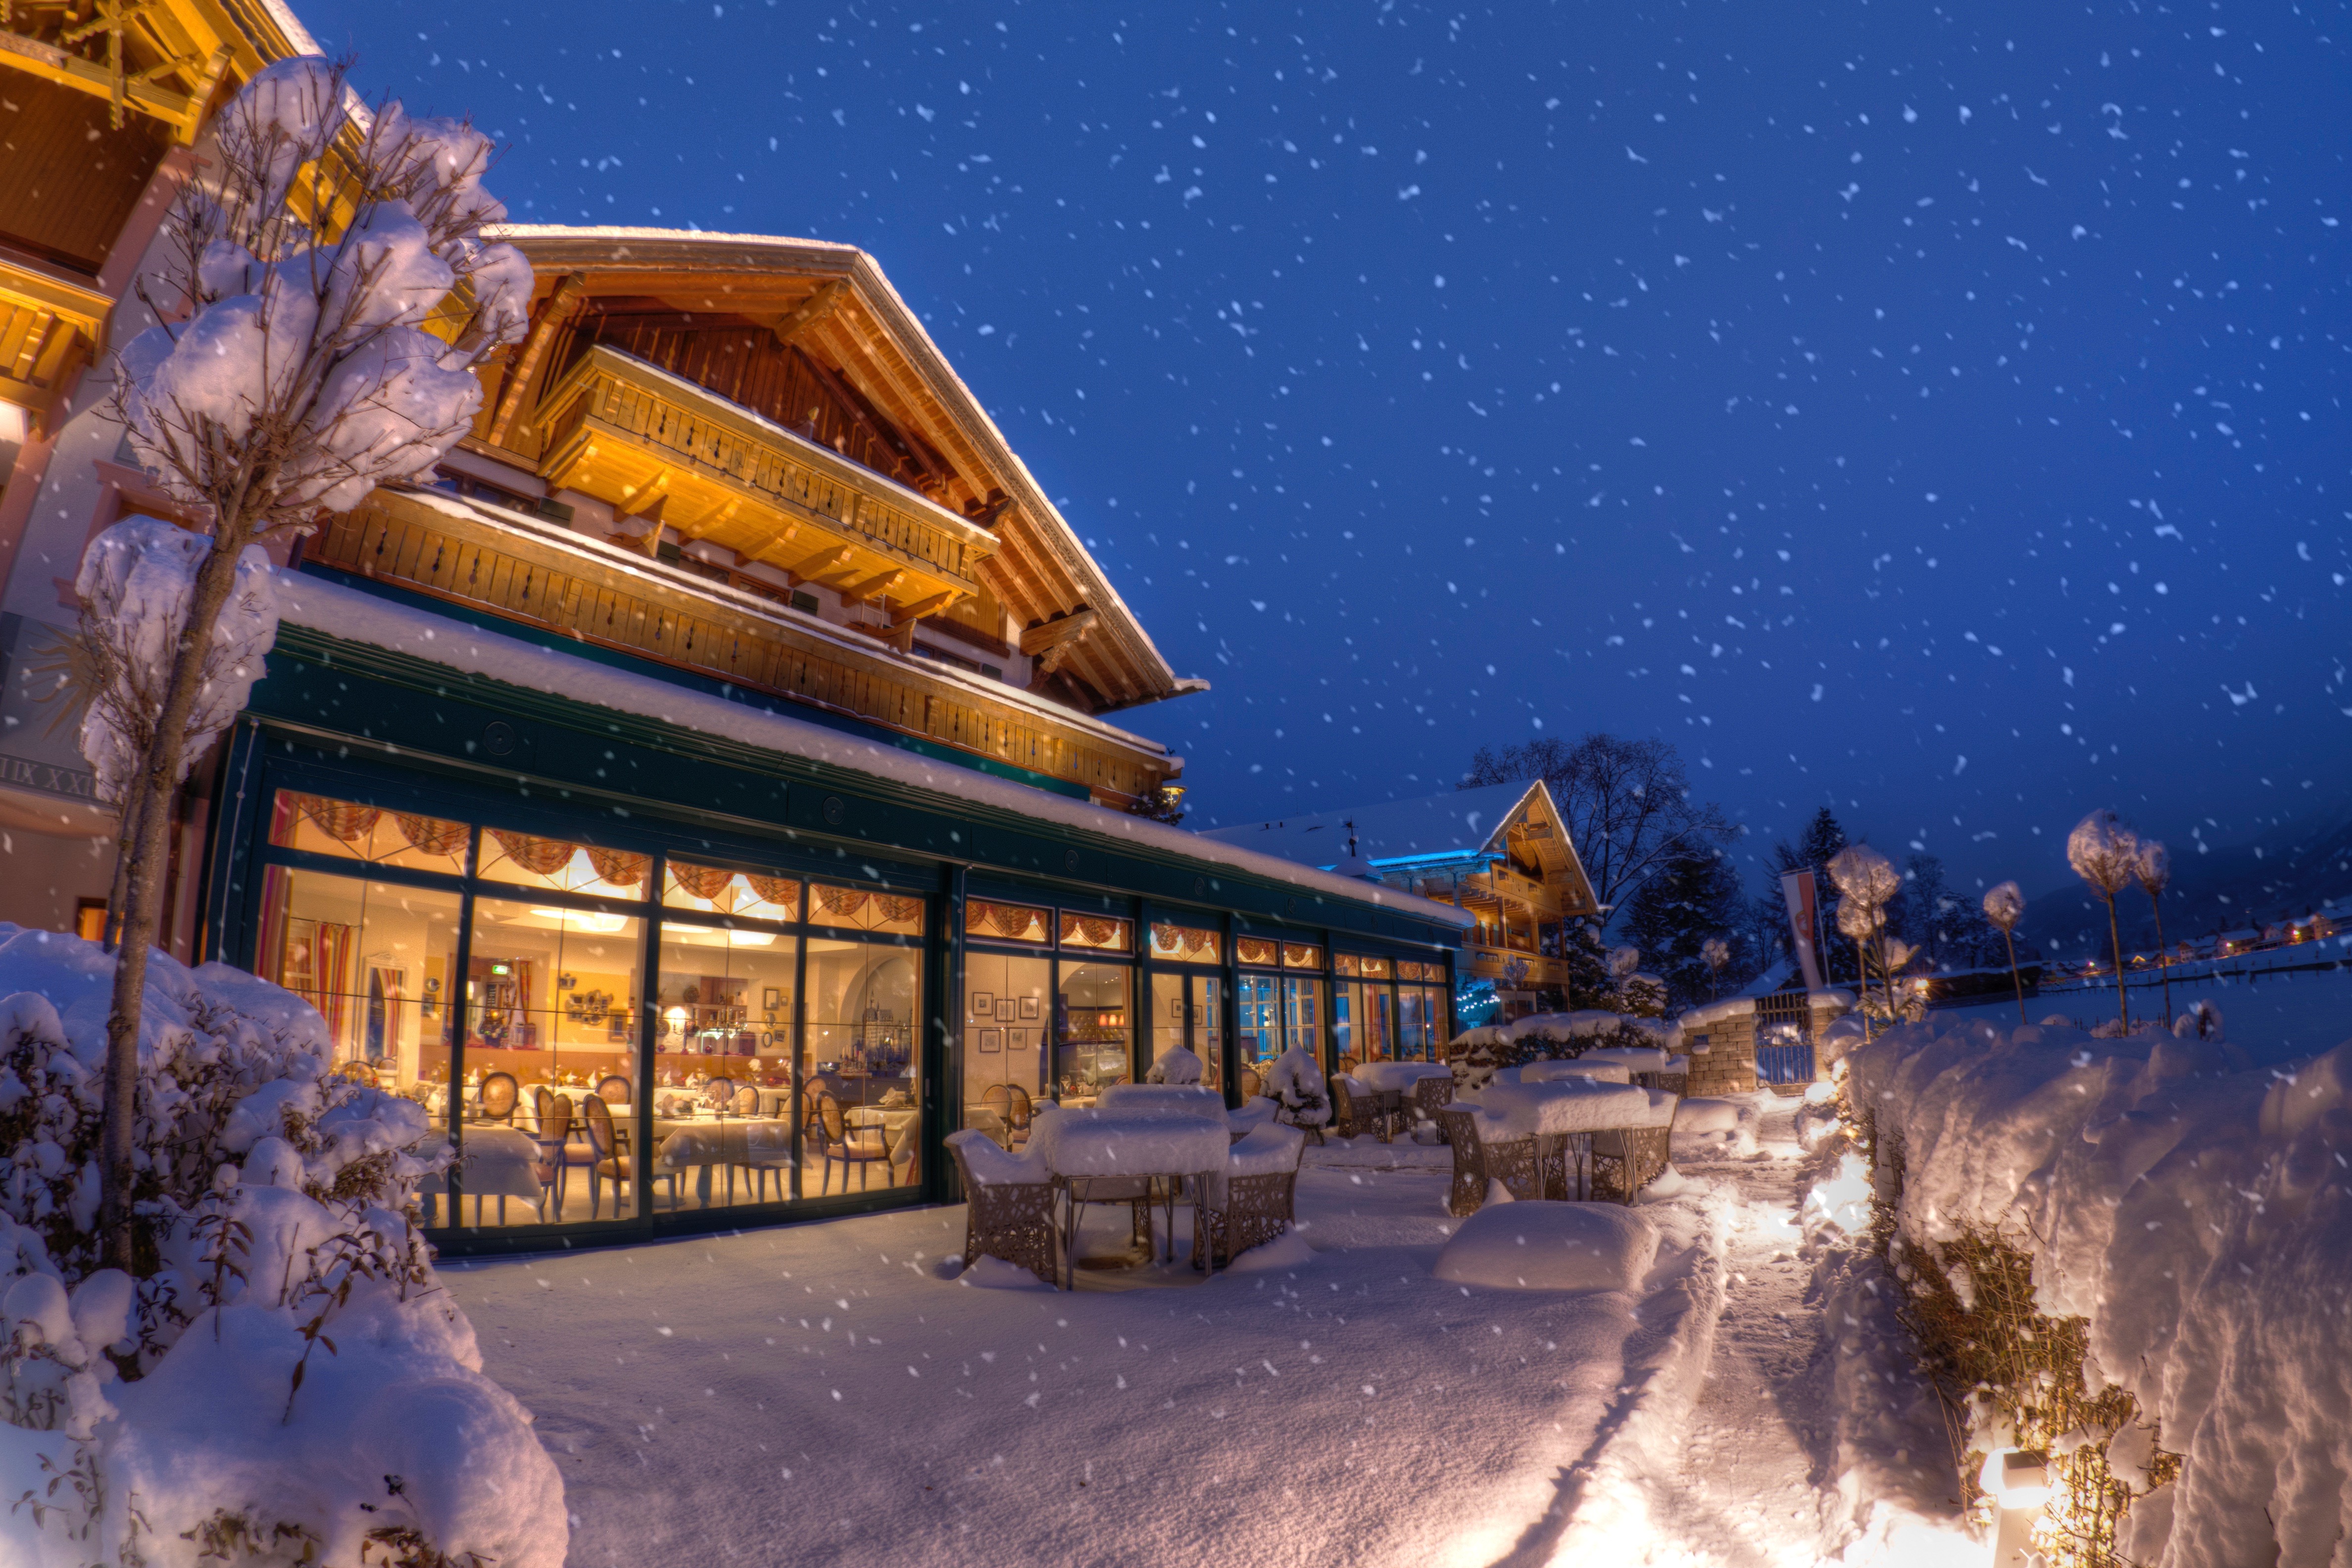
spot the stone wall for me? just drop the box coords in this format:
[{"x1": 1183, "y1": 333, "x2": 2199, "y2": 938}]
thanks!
[{"x1": 1679, "y1": 998, "x2": 1758, "y2": 1096}]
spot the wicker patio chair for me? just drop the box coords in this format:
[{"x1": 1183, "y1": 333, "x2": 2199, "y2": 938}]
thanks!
[
  {"x1": 1436, "y1": 1106, "x2": 1539, "y2": 1216},
  {"x1": 1329, "y1": 1075, "x2": 1374, "y2": 1139},
  {"x1": 1592, "y1": 1126, "x2": 1672, "y2": 1204},
  {"x1": 947, "y1": 1132, "x2": 1059, "y2": 1287},
  {"x1": 1412, "y1": 1073, "x2": 1456, "y2": 1139},
  {"x1": 1238, "y1": 1067, "x2": 1263, "y2": 1100},
  {"x1": 1192, "y1": 1126, "x2": 1305, "y2": 1270}
]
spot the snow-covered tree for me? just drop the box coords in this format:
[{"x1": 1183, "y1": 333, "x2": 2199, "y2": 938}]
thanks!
[
  {"x1": 2066, "y1": 809, "x2": 2141, "y2": 1031},
  {"x1": 2134, "y1": 838, "x2": 2175, "y2": 1026},
  {"x1": 87, "y1": 56, "x2": 531, "y2": 1270},
  {"x1": 1622, "y1": 839, "x2": 1750, "y2": 1008},
  {"x1": 1700, "y1": 936, "x2": 1730, "y2": 999},
  {"x1": 1827, "y1": 843, "x2": 1903, "y2": 1027},
  {"x1": 1559, "y1": 916, "x2": 1613, "y2": 1009},
  {"x1": 1982, "y1": 881, "x2": 2028, "y2": 1023}
]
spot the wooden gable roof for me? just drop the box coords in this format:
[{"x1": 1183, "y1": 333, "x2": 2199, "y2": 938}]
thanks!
[{"x1": 477, "y1": 226, "x2": 1205, "y2": 719}]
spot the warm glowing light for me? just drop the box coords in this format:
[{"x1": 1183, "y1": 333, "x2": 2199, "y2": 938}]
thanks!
[
  {"x1": 529, "y1": 907, "x2": 629, "y2": 934},
  {"x1": 1978, "y1": 1449, "x2": 2053, "y2": 1511}
]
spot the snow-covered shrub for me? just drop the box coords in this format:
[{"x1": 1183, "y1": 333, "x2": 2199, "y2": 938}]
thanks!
[
  {"x1": 0, "y1": 926, "x2": 563, "y2": 1566},
  {"x1": 1144, "y1": 1045, "x2": 1203, "y2": 1085},
  {"x1": 1264, "y1": 1046, "x2": 1329, "y2": 1128},
  {"x1": 1846, "y1": 1013, "x2": 2352, "y2": 1567}
]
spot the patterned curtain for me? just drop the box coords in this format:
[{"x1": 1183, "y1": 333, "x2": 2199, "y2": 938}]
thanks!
[
  {"x1": 392, "y1": 811, "x2": 468, "y2": 858},
  {"x1": 586, "y1": 847, "x2": 649, "y2": 887},
  {"x1": 1283, "y1": 944, "x2": 1321, "y2": 970},
  {"x1": 312, "y1": 921, "x2": 356, "y2": 1045},
  {"x1": 1061, "y1": 913, "x2": 1118, "y2": 947},
  {"x1": 488, "y1": 829, "x2": 576, "y2": 877},
  {"x1": 970, "y1": 900, "x2": 1040, "y2": 941},
  {"x1": 747, "y1": 874, "x2": 800, "y2": 909},
  {"x1": 667, "y1": 861, "x2": 733, "y2": 901},
  {"x1": 815, "y1": 884, "x2": 871, "y2": 922},
  {"x1": 1235, "y1": 937, "x2": 1277, "y2": 967},
  {"x1": 878, "y1": 894, "x2": 923, "y2": 926},
  {"x1": 296, "y1": 793, "x2": 381, "y2": 845}
]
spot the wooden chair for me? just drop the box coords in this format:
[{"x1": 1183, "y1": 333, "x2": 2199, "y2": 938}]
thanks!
[
  {"x1": 1238, "y1": 1067, "x2": 1263, "y2": 1100},
  {"x1": 582, "y1": 1094, "x2": 675, "y2": 1218},
  {"x1": 729, "y1": 1085, "x2": 760, "y2": 1116},
  {"x1": 595, "y1": 1075, "x2": 631, "y2": 1104},
  {"x1": 1335, "y1": 1054, "x2": 1360, "y2": 1077},
  {"x1": 477, "y1": 1071, "x2": 520, "y2": 1126},
  {"x1": 704, "y1": 1076, "x2": 736, "y2": 1108},
  {"x1": 947, "y1": 1134, "x2": 1058, "y2": 1287},
  {"x1": 735, "y1": 1115, "x2": 794, "y2": 1204},
  {"x1": 807, "y1": 1093, "x2": 892, "y2": 1194},
  {"x1": 530, "y1": 1089, "x2": 597, "y2": 1221},
  {"x1": 1003, "y1": 1084, "x2": 1034, "y2": 1146}
]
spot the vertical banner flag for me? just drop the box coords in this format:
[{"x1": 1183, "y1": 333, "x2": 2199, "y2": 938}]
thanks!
[{"x1": 1781, "y1": 869, "x2": 1825, "y2": 991}]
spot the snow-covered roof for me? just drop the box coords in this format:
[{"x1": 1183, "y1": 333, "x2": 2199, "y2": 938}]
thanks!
[
  {"x1": 269, "y1": 572, "x2": 1471, "y2": 930},
  {"x1": 1196, "y1": 782, "x2": 1544, "y2": 871}
]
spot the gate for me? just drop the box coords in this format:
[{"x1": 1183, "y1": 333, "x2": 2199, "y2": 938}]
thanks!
[{"x1": 1752, "y1": 988, "x2": 1815, "y2": 1090}]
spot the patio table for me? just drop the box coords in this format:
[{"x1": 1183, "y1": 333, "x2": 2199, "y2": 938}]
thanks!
[
  {"x1": 1027, "y1": 1109, "x2": 1231, "y2": 1288},
  {"x1": 1474, "y1": 1079, "x2": 1662, "y2": 1200},
  {"x1": 1352, "y1": 1060, "x2": 1452, "y2": 1094},
  {"x1": 1522, "y1": 1059, "x2": 1632, "y2": 1084}
]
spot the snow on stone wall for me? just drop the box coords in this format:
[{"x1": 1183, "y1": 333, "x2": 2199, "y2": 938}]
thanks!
[{"x1": 1846, "y1": 1014, "x2": 2352, "y2": 1567}]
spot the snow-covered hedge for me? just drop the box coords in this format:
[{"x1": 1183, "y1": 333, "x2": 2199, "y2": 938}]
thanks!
[
  {"x1": 1846, "y1": 1012, "x2": 2352, "y2": 1567},
  {"x1": 0, "y1": 926, "x2": 563, "y2": 1566}
]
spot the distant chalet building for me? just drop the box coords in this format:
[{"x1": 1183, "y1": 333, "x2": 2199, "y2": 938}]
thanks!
[
  {"x1": 1200, "y1": 781, "x2": 1602, "y2": 1022},
  {"x1": 0, "y1": 19, "x2": 1471, "y2": 1251}
]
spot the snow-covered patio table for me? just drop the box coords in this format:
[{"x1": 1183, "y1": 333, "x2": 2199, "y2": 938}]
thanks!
[
  {"x1": 1028, "y1": 1108, "x2": 1234, "y2": 1286},
  {"x1": 1459, "y1": 1080, "x2": 1679, "y2": 1203},
  {"x1": 1353, "y1": 1060, "x2": 1452, "y2": 1093},
  {"x1": 1522, "y1": 1058, "x2": 1633, "y2": 1084}
]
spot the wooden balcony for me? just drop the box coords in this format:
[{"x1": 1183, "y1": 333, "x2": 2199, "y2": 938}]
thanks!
[
  {"x1": 0, "y1": 258, "x2": 107, "y2": 411},
  {"x1": 306, "y1": 487, "x2": 1178, "y2": 806},
  {"x1": 531, "y1": 344, "x2": 998, "y2": 620},
  {"x1": 1464, "y1": 947, "x2": 1568, "y2": 986}
]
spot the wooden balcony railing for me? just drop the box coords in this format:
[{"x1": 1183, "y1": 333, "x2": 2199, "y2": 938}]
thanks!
[
  {"x1": 307, "y1": 489, "x2": 1172, "y2": 806},
  {"x1": 531, "y1": 345, "x2": 996, "y2": 615}
]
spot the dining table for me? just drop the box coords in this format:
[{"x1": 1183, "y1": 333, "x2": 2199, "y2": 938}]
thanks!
[
  {"x1": 419, "y1": 1125, "x2": 544, "y2": 1225},
  {"x1": 652, "y1": 1112, "x2": 795, "y2": 1206}
]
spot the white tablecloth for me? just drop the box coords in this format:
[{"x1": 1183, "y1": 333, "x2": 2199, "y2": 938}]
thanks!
[
  {"x1": 421, "y1": 1127, "x2": 542, "y2": 1201},
  {"x1": 655, "y1": 1116, "x2": 793, "y2": 1170}
]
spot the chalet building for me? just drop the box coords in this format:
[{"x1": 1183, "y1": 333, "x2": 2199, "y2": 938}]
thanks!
[
  {"x1": 0, "y1": 11, "x2": 1472, "y2": 1251},
  {"x1": 1199, "y1": 781, "x2": 1601, "y2": 1026}
]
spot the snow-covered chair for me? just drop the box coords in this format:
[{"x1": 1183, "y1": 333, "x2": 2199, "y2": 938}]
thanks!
[
  {"x1": 1436, "y1": 1106, "x2": 1538, "y2": 1216},
  {"x1": 1328, "y1": 1074, "x2": 1396, "y2": 1141},
  {"x1": 1412, "y1": 1072, "x2": 1456, "y2": 1136},
  {"x1": 1145, "y1": 1044, "x2": 1205, "y2": 1085},
  {"x1": 946, "y1": 1130, "x2": 1059, "y2": 1287},
  {"x1": 1192, "y1": 1124, "x2": 1306, "y2": 1270}
]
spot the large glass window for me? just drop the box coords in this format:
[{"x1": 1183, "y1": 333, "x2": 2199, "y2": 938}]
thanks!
[
  {"x1": 1335, "y1": 980, "x2": 1395, "y2": 1065},
  {"x1": 1283, "y1": 976, "x2": 1326, "y2": 1070},
  {"x1": 1236, "y1": 970, "x2": 1280, "y2": 1089},
  {"x1": 1054, "y1": 961, "x2": 1132, "y2": 1103},
  {"x1": 1148, "y1": 971, "x2": 1223, "y2": 1090},
  {"x1": 962, "y1": 951, "x2": 1050, "y2": 1148},
  {"x1": 256, "y1": 865, "x2": 461, "y2": 1102},
  {"x1": 649, "y1": 920, "x2": 800, "y2": 1212},
  {"x1": 803, "y1": 934, "x2": 923, "y2": 1191},
  {"x1": 809, "y1": 881, "x2": 924, "y2": 936},
  {"x1": 461, "y1": 897, "x2": 644, "y2": 1227},
  {"x1": 477, "y1": 828, "x2": 649, "y2": 899}
]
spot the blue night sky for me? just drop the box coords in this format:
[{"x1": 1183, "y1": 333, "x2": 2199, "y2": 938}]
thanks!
[{"x1": 302, "y1": 0, "x2": 2351, "y2": 902}]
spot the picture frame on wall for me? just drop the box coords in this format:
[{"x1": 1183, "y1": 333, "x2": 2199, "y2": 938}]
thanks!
[
  {"x1": 978, "y1": 1029, "x2": 1002, "y2": 1054},
  {"x1": 971, "y1": 992, "x2": 994, "y2": 1016},
  {"x1": 762, "y1": 987, "x2": 783, "y2": 1012},
  {"x1": 1170, "y1": 997, "x2": 1184, "y2": 1019},
  {"x1": 995, "y1": 998, "x2": 1017, "y2": 1022},
  {"x1": 1020, "y1": 996, "x2": 1040, "y2": 1020}
]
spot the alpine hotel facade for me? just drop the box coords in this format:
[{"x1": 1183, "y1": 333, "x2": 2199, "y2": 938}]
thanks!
[{"x1": 0, "y1": 6, "x2": 1470, "y2": 1250}]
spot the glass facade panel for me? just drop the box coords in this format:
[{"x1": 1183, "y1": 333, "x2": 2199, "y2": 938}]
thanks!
[
  {"x1": 1356, "y1": 955, "x2": 1394, "y2": 980},
  {"x1": 967, "y1": 898, "x2": 1050, "y2": 944},
  {"x1": 810, "y1": 882, "x2": 925, "y2": 936},
  {"x1": 1147, "y1": 972, "x2": 1223, "y2": 1090},
  {"x1": 269, "y1": 790, "x2": 469, "y2": 876},
  {"x1": 477, "y1": 829, "x2": 650, "y2": 899},
  {"x1": 461, "y1": 897, "x2": 646, "y2": 1227},
  {"x1": 1147, "y1": 922, "x2": 1221, "y2": 965},
  {"x1": 963, "y1": 951, "x2": 1051, "y2": 1147},
  {"x1": 1281, "y1": 942, "x2": 1323, "y2": 971},
  {"x1": 647, "y1": 921, "x2": 800, "y2": 1211},
  {"x1": 661, "y1": 859, "x2": 800, "y2": 922},
  {"x1": 1335, "y1": 981, "x2": 1395, "y2": 1065},
  {"x1": 1058, "y1": 911, "x2": 1132, "y2": 953},
  {"x1": 1282, "y1": 977, "x2": 1325, "y2": 1069},
  {"x1": 803, "y1": 935, "x2": 923, "y2": 1192},
  {"x1": 1055, "y1": 962, "x2": 1132, "y2": 1103},
  {"x1": 257, "y1": 865, "x2": 460, "y2": 1098},
  {"x1": 1234, "y1": 936, "x2": 1278, "y2": 968},
  {"x1": 1235, "y1": 970, "x2": 1280, "y2": 1089}
]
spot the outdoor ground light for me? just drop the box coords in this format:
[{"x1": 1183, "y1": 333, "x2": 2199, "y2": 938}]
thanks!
[{"x1": 1981, "y1": 1449, "x2": 2053, "y2": 1566}]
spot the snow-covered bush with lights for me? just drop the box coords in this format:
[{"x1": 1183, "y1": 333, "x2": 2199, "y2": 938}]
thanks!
[
  {"x1": 1264, "y1": 1045, "x2": 1329, "y2": 1128},
  {"x1": 0, "y1": 925, "x2": 563, "y2": 1565},
  {"x1": 1844, "y1": 1011, "x2": 2352, "y2": 1566}
]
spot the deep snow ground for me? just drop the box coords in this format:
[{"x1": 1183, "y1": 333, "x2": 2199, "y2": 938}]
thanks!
[
  {"x1": 446, "y1": 1151, "x2": 1721, "y2": 1567},
  {"x1": 1937, "y1": 958, "x2": 2352, "y2": 1066},
  {"x1": 446, "y1": 1101, "x2": 1982, "y2": 1566}
]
